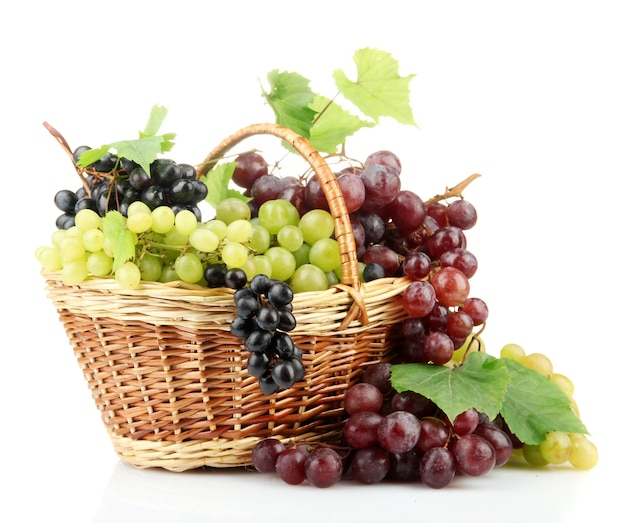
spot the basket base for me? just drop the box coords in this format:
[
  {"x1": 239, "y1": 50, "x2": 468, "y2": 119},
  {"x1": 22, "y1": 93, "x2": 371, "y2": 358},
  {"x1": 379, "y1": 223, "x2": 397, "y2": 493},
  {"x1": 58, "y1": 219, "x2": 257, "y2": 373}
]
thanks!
[{"x1": 109, "y1": 429, "x2": 342, "y2": 472}]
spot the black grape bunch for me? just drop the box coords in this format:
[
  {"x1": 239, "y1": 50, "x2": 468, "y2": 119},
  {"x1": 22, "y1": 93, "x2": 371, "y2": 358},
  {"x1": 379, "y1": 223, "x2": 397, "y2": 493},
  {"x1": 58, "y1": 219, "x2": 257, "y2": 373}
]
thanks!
[{"x1": 229, "y1": 272, "x2": 305, "y2": 394}]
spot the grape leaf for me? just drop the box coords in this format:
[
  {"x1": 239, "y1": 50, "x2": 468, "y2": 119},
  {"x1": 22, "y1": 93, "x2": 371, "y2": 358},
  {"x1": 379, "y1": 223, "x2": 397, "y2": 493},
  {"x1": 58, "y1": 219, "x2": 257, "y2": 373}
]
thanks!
[
  {"x1": 309, "y1": 94, "x2": 375, "y2": 153},
  {"x1": 101, "y1": 210, "x2": 135, "y2": 272},
  {"x1": 140, "y1": 104, "x2": 169, "y2": 138},
  {"x1": 333, "y1": 48, "x2": 417, "y2": 126},
  {"x1": 391, "y1": 352, "x2": 510, "y2": 422},
  {"x1": 200, "y1": 161, "x2": 251, "y2": 209},
  {"x1": 500, "y1": 358, "x2": 588, "y2": 445},
  {"x1": 262, "y1": 70, "x2": 317, "y2": 139}
]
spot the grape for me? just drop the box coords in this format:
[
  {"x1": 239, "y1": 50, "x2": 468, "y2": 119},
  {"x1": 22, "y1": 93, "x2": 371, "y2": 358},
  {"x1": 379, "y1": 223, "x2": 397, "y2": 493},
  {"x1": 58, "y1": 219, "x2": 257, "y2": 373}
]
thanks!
[
  {"x1": 128, "y1": 167, "x2": 151, "y2": 190},
  {"x1": 215, "y1": 197, "x2": 252, "y2": 224},
  {"x1": 232, "y1": 152, "x2": 268, "y2": 189},
  {"x1": 251, "y1": 174, "x2": 286, "y2": 206},
  {"x1": 54, "y1": 189, "x2": 78, "y2": 213},
  {"x1": 568, "y1": 434, "x2": 599, "y2": 470},
  {"x1": 344, "y1": 411, "x2": 383, "y2": 449},
  {"x1": 440, "y1": 248, "x2": 478, "y2": 278},
  {"x1": 361, "y1": 362, "x2": 393, "y2": 395},
  {"x1": 276, "y1": 224, "x2": 304, "y2": 252},
  {"x1": 390, "y1": 391, "x2": 435, "y2": 418},
  {"x1": 351, "y1": 446, "x2": 390, "y2": 484},
  {"x1": 59, "y1": 236, "x2": 85, "y2": 261},
  {"x1": 256, "y1": 304, "x2": 280, "y2": 331},
  {"x1": 360, "y1": 163, "x2": 401, "y2": 210},
  {"x1": 417, "y1": 418, "x2": 451, "y2": 452},
  {"x1": 446, "y1": 311, "x2": 475, "y2": 339},
  {"x1": 150, "y1": 206, "x2": 176, "y2": 234},
  {"x1": 168, "y1": 179, "x2": 195, "y2": 202},
  {"x1": 403, "y1": 281, "x2": 436, "y2": 318},
  {"x1": 539, "y1": 431, "x2": 572, "y2": 464},
  {"x1": 336, "y1": 172, "x2": 365, "y2": 213},
  {"x1": 271, "y1": 360, "x2": 297, "y2": 388},
  {"x1": 138, "y1": 254, "x2": 162, "y2": 281},
  {"x1": 423, "y1": 331, "x2": 455, "y2": 365},
  {"x1": 298, "y1": 209, "x2": 334, "y2": 245},
  {"x1": 354, "y1": 212, "x2": 385, "y2": 245},
  {"x1": 377, "y1": 411, "x2": 421, "y2": 454},
  {"x1": 127, "y1": 211, "x2": 153, "y2": 233},
  {"x1": 431, "y1": 267, "x2": 471, "y2": 307},
  {"x1": 115, "y1": 261, "x2": 141, "y2": 289},
  {"x1": 257, "y1": 199, "x2": 300, "y2": 234},
  {"x1": 174, "y1": 209, "x2": 198, "y2": 235},
  {"x1": 427, "y1": 226, "x2": 466, "y2": 259},
  {"x1": 304, "y1": 176, "x2": 330, "y2": 211},
  {"x1": 452, "y1": 408, "x2": 480, "y2": 436},
  {"x1": 474, "y1": 424, "x2": 513, "y2": 466},
  {"x1": 420, "y1": 447, "x2": 456, "y2": 489},
  {"x1": 462, "y1": 297, "x2": 489, "y2": 325},
  {"x1": 364, "y1": 150, "x2": 401, "y2": 174},
  {"x1": 246, "y1": 351, "x2": 270, "y2": 377},
  {"x1": 402, "y1": 252, "x2": 432, "y2": 280},
  {"x1": 388, "y1": 449, "x2": 422, "y2": 482},
  {"x1": 74, "y1": 208, "x2": 102, "y2": 232},
  {"x1": 248, "y1": 223, "x2": 271, "y2": 254},
  {"x1": 174, "y1": 252, "x2": 203, "y2": 283},
  {"x1": 37, "y1": 246, "x2": 63, "y2": 271},
  {"x1": 266, "y1": 280, "x2": 294, "y2": 308},
  {"x1": 452, "y1": 434, "x2": 496, "y2": 476},
  {"x1": 235, "y1": 295, "x2": 259, "y2": 319},
  {"x1": 278, "y1": 183, "x2": 309, "y2": 216},
  {"x1": 222, "y1": 242, "x2": 250, "y2": 268},
  {"x1": 62, "y1": 259, "x2": 89, "y2": 285},
  {"x1": 308, "y1": 238, "x2": 341, "y2": 272},
  {"x1": 275, "y1": 448, "x2": 308, "y2": 485},
  {"x1": 384, "y1": 190, "x2": 426, "y2": 233},
  {"x1": 447, "y1": 199, "x2": 478, "y2": 230},
  {"x1": 362, "y1": 263, "x2": 385, "y2": 282},
  {"x1": 204, "y1": 263, "x2": 227, "y2": 287},
  {"x1": 362, "y1": 245, "x2": 399, "y2": 277},
  {"x1": 520, "y1": 352, "x2": 554, "y2": 376},
  {"x1": 265, "y1": 246, "x2": 296, "y2": 281},
  {"x1": 550, "y1": 373, "x2": 575, "y2": 398},
  {"x1": 304, "y1": 448, "x2": 343, "y2": 488},
  {"x1": 290, "y1": 263, "x2": 329, "y2": 293},
  {"x1": 245, "y1": 329, "x2": 272, "y2": 353},
  {"x1": 344, "y1": 383, "x2": 384, "y2": 415},
  {"x1": 189, "y1": 228, "x2": 220, "y2": 252},
  {"x1": 82, "y1": 228, "x2": 105, "y2": 252}
]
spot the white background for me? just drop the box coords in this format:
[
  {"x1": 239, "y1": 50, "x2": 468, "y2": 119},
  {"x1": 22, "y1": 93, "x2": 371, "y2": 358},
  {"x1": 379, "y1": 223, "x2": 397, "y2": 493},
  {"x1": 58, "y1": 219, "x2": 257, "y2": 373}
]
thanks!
[{"x1": 2, "y1": 1, "x2": 624, "y2": 521}]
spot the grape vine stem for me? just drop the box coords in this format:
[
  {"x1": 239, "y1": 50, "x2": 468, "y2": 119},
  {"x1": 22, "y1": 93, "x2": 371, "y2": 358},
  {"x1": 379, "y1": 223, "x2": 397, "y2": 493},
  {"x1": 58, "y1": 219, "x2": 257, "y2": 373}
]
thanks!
[{"x1": 424, "y1": 173, "x2": 482, "y2": 205}]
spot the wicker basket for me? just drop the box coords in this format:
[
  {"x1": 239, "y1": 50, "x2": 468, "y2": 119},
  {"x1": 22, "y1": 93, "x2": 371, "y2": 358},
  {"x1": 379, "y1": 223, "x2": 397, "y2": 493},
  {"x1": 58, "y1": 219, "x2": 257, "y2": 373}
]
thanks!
[{"x1": 43, "y1": 123, "x2": 412, "y2": 471}]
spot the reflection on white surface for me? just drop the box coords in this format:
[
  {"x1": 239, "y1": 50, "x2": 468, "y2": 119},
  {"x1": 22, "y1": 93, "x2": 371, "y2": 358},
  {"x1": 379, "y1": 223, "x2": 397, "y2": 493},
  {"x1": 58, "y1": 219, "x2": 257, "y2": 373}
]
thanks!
[{"x1": 92, "y1": 457, "x2": 598, "y2": 523}]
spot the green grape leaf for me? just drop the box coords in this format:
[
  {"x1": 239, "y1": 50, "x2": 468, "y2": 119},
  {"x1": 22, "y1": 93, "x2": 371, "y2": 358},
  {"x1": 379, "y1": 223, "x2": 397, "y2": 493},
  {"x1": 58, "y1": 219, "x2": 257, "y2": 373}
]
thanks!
[
  {"x1": 333, "y1": 47, "x2": 417, "y2": 126},
  {"x1": 500, "y1": 358, "x2": 588, "y2": 445},
  {"x1": 309, "y1": 94, "x2": 376, "y2": 153},
  {"x1": 262, "y1": 70, "x2": 318, "y2": 138},
  {"x1": 76, "y1": 104, "x2": 176, "y2": 174},
  {"x1": 391, "y1": 352, "x2": 510, "y2": 422},
  {"x1": 101, "y1": 210, "x2": 135, "y2": 272},
  {"x1": 200, "y1": 161, "x2": 251, "y2": 209}
]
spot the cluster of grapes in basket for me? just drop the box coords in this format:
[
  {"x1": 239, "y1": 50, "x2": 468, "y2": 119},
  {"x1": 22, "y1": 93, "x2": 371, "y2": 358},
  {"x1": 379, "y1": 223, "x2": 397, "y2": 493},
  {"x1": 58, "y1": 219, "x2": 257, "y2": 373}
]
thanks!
[
  {"x1": 230, "y1": 273, "x2": 305, "y2": 393},
  {"x1": 53, "y1": 146, "x2": 207, "y2": 229}
]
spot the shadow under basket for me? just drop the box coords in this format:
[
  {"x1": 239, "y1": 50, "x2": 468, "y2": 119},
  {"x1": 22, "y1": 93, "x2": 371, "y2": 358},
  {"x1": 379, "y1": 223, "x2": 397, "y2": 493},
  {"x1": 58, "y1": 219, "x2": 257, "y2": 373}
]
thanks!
[{"x1": 44, "y1": 272, "x2": 410, "y2": 471}]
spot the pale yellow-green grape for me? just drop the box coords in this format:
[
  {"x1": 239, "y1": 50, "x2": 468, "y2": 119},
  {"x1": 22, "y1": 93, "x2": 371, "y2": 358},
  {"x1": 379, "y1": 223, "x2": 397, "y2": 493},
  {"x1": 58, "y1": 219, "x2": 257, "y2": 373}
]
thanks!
[
  {"x1": 174, "y1": 209, "x2": 198, "y2": 235},
  {"x1": 215, "y1": 197, "x2": 251, "y2": 224},
  {"x1": 103, "y1": 236, "x2": 115, "y2": 258},
  {"x1": 550, "y1": 373, "x2": 575, "y2": 398},
  {"x1": 189, "y1": 228, "x2": 220, "y2": 253},
  {"x1": 308, "y1": 237, "x2": 341, "y2": 272},
  {"x1": 222, "y1": 241, "x2": 250, "y2": 269},
  {"x1": 248, "y1": 223, "x2": 271, "y2": 254},
  {"x1": 159, "y1": 264, "x2": 178, "y2": 283},
  {"x1": 127, "y1": 211, "x2": 153, "y2": 233},
  {"x1": 239, "y1": 258, "x2": 257, "y2": 281},
  {"x1": 257, "y1": 199, "x2": 300, "y2": 234},
  {"x1": 292, "y1": 243, "x2": 310, "y2": 268},
  {"x1": 522, "y1": 444, "x2": 548, "y2": 467},
  {"x1": 164, "y1": 228, "x2": 188, "y2": 249},
  {"x1": 520, "y1": 352, "x2": 554, "y2": 376},
  {"x1": 62, "y1": 258, "x2": 89, "y2": 285},
  {"x1": 37, "y1": 246, "x2": 63, "y2": 271},
  {"x1": 452, "y1": 335, "x2": 483, "y2": 363},
  {"x1": 204, "y1": 219, "x2": 228, "y2": 241},
  {"x1": 264, "y1": 246, "x2": 296, "y2": 281},
  {"x1": 539, "y1": 431, "x2": 572, "y2": 464},
  {"x1": 251, "y1": 255, "x2": 273, "y2": 279},
  {"x1": 500, "y1": 343, "x2": 526, "y2": 362},
  {"x1": 64, "y1": 225, "x2": 83, "y2": 239},
  {"x1": 59, "y1": 236, "x2": 86, "y2": 262},
  {"x1": 86, "y1": 250, "x2": 113, "y2": 276},
  {"x1": 174, "y1": 252, "x2": 204, "y2": 283},
  {"x1": 51, "y1": 229, "x2": 67, "y2": 248},
  {"x1": 290, "y1": 263, "x2": 329, "y2": 293},
  {"x1": 276, "y1": 224, "x2": 304, "y2": 252},
  {"x1": 82, "y1": 228, "x2": 105, "y2": 252},
  {"x1": 74, "y1": 208, "x2": 102, "y2": 232},
  {"x1": 115, "y1": 261, "x2": 141, "y2": 289},
  {"x1": 127, "y1": 201, "x2": 152, "y2": 216},
  {"x1": 226, "y1": 218, "x2": 253, "y2": 243},
  {"x1": 298, "y1": 209, "x2": 334, "y2": 244},
  {"x1": 138, "y1": 254, "x2": 163, "y2": 282},
  {"x1": 151, "y1": 206, "x2": 176, "y2": 234},
  {"x1": 570, "y1": 398, "x2": 580, "y2": 418},
  {"x1": 568, "y1": 434, "x2": 599, "y2": 470}
]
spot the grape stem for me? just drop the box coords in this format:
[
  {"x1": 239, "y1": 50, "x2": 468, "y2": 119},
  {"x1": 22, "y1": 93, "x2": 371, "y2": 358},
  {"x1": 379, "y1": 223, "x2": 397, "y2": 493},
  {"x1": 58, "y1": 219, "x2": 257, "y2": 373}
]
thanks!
[{"x1": 424, "y1": 173, "x2": 482, "y2": 205}]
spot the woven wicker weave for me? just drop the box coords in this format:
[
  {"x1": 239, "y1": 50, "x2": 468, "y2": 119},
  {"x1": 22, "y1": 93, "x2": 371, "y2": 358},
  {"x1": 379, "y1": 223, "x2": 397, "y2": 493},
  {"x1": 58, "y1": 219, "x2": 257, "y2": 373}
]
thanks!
[{"x1": 43, "y1": 123, "x2": 412, "y2": 471}]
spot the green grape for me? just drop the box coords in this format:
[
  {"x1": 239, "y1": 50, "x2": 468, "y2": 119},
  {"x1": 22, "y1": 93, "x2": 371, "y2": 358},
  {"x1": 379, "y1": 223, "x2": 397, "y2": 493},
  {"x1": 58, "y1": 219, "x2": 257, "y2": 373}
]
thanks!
[
  {"x1": 86, "y1": 250, "x2": 113, "y2": 276},
  {"x1": 115, "y1": 261, "x2": 142, "y2": 289},
  {"x1": 159, "y1": 264, "x2": 178, "y2": 283},
  {"x1": 127, "y1": 211, "x2": 153, "y2": 233},
  {"x1": 37, "y1": 246, "x2": 63, "y2": 271},
  {"x1": 257, "y1": 199, "x2": 300, "y2": 234},
  {"x1": 215, "y1": 197, "x2": 251, "y2": 224},
  {"x1": 51, "y1": 229, "x2": 67, "y2": 248},
  {"x1": 151, "y1": 206, "x2": 176, "y2": 234},
  {"x1": 82, "y1": 228, "x2": 105, "y2": 252},
  {"x1": 568, "y1": 434, "x2": 598, "y2": 470},
  {"x1": 291, "y1": 264, "x2": 329, "y2": 293},
  {"x1": 74, "y1": 208, "x2": 102, "y2": 232},
  {"x1": 226, "y1": 219, "x2": 253, "y2": 243},
  {"x1": 59, "y1": 236, "x2": 86, "y2": 261},
  {"x1": 292, "y1": 243, "x2": 310, "y2": 267},
  {"x1": 249, "y1": 223, "x2": 271, "y2": 254},
  {"x1": 189, "y1": 228, "x2": 220, "y2": 252},
  {"x1": 175, "y1": 209, "x2": 198, "y2": 235},
  {"x1": 308, "y1": 237, "x2": 341, "y2": 272},
  {"x1": 521, "y1": 352, "x2": 553, "y2": 376},
  {"x1": 251, "y1": 255, "x2": 273, "y2": 279},
  {"x1": 539, "y1": 431, "x2": 572, "y2": 464},
  {"x1": 264, "y1": 246, "x2": 296, "y2": 281},
  {"x1": 204, "y1": 219, "x2": 228, "y2": 240},
  {"x1": 222, "y1": 241, "x2": 250, "y2": 268},
  {"x1": 138, "y1": 254, "x2": 163, "y2": 281},
  {"x1": 65, "y1": 225, "x2": 83, "y2": 238},
  {"x1": 127, "y1": 201, "x2": 152, "y2": 216},
  {"x1": 277, "y1": 224, "x2": 304, "y2": 252},
  {"x1": 62, "y1": 259, "x2": 89, "y2": 285},
  {"x1": 325, "y1": 270, "x2": 340, "y2": 287},
  {"x1": 550, "y1": 373, "x2": 575, "y2": 398},
  {"x1": 522, "y1": 444, "x2": 548, "y2": 467},
  {"x1": 103, "y1": 237, "x2": 115, "y2": 258},
  {"x1": 240, "y1": 258, "x2": 257, "y2": 281},
  {"x1": 299, "y1": 209, "x2": 334, "y2": 244},
  {"x1": 174, "y1": 252, "x2": 204, "y2": 283},
  {"x1": 164, "y1": 228, "x2": 188, "y2": 248},
  {"x1": 500, "y1": 343, "x2": 526, "y2": 362}
]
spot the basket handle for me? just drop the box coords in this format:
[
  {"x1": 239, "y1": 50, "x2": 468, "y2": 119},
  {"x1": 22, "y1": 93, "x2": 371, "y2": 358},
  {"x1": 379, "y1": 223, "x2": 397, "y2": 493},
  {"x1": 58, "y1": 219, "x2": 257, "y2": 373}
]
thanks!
[{"x1": 197, "y1": 123, "x2": 367, "y2": 325}]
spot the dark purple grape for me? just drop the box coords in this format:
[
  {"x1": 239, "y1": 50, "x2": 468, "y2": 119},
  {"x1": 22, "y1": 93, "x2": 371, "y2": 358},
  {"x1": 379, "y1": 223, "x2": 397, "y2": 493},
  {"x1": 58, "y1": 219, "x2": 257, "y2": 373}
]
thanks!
[
  {"x1": 423, "y1": 331, "x2": 455, "y2": 366},
  {"x1": 362, "y1": 245, "x2": 400, "y2": 277},
  {"x1": 251, "y1": 174, "x2": 286, "y2": 206},
  {"x1": 267, "y1": 281, "x2": 294, "y2": 308},
  {"x1": 447, "y1": 199, "x2": 478, "y2": 230},
  {"x1": 401, "y1": 317, "x2": 427, "y2": 340},
  {"x1": 474, "y1": 424, "x2": 513, "y2": 466},
  {"x1": 235, "y1": 295, "x2": 259, "y2": 319},
  {"x1": 252, "y1": 438, "x2": 285, "y2": 472},
  {"x1": 402, "y1": 252, "x2": 432, "y2": 280},
  {"x1": 359, "y1": 164, "x2": 401, "y2": 210},
  {"x1": 247, "y1": 351, "x2": 270, "y2": 377},
  {"x1": 224, "y1": 268, "x2": 248, "y2": 289},
  {"x1": 361, "y1": 362, "x2": 392, "y2": 395},
  {"x1": 244, "y1": 329, "x2": 272, "y2": 353},
  {"x1": 305, "y1": 447, "x2": 343, "y2": 488},
  {"x1": 344, "y1": 411, "x2": 384, "y2": 449},
  {"x1": 420, "y1": 447, "x2": 456, "y2": 489},
  {"x1": 275, "y1": 447, "x2": 307, "y2": 485},
  {"x1": 364, "y1": 150, "x2": 401, "y2": 174},
  {"x1": 462, "y1": 297, "x2": 489, "y2": 326},
  {"x1": 388, "y1": 448, "x2": 422, "y2": 482},
  {"x1": 351, "y1": 446, "x2": 390, "y2": 484},
  {"x1": 151, "y1": 160, "x2": 181, "y2": 187},
  {"x1": 168, "y1": 179, "x2": 195, "y2": 202},
  {"x1": 204, "y1": 263, "x2": 227, "y2": 288},
  {"x1": 54, "y1": 189, "x2": 78, "y2": 212},
  {"x1": 377, "y1": 411, "x2": 421, "y2": 454},
  {"x1": 344, "y1": 383, "x2": 384, "y2": 415},
  {"x1": 271, "y1": 360, "x2": 297, "y2": 388},
  {"x1": 336, "y1": 172, "x2": 365, "y2": 213},
  {"x1": 256, "y1": 304, "x2": 280, "y2": 331},
  {"x1": 390, "y1": 391, "x2": 435, "y2": 418},
  {"x1": 427, "y1": 226, "x2": 467, "y2": 259},
  {"x1": 355, "y1": 212, "x2": 386, "y2": 246},
  {"x1": 230, "y1": 316, "x2": 255, "y2": 339},
  {"x1": 232, "y1": 152, "x2": 268, "y2": 189},
  {"x1": 452, "y1": 408, "x2": 480, "y2": 436},
  {"x1": 128, "y1": 167, "x2": 152, "y2": 190},
  {"x1": 384, "y1": 190, "x2": 426, "y2": 233},
  {"x1": 417, "y1": 418, "x2": 451, "y2": 452},
  {"x1": 363, "y1": 263, "x2": 385, "y2": 282},
  {"x1": 452, "y1": 434, "x2": 496, "y2": 476}
]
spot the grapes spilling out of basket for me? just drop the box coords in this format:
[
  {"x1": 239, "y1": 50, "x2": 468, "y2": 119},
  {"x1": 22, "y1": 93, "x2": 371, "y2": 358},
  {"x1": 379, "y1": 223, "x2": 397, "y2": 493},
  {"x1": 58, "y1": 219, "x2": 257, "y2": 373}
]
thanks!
[{"x1": 252, "y1": 351, "x2": 599, "y2": 489}]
